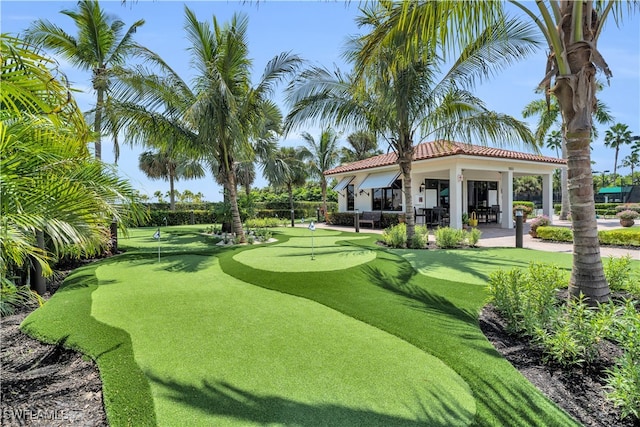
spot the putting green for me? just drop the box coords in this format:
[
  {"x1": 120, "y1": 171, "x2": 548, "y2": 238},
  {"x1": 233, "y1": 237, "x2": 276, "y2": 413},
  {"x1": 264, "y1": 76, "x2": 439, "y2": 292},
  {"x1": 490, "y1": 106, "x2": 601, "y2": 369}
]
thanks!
[
  {"x1": 91, "y1": 255, "x2": 475, "y2": 426},
  {"x1": 234, "y1": 235, "x2": 375, "y2": 272}
]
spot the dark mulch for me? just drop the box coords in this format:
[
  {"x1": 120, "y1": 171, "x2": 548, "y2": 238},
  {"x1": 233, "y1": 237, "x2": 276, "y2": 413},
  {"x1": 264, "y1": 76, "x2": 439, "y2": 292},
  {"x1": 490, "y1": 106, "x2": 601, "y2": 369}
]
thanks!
[
  {"x1": 480, "y1": 304, "x2": 639, "y2": 427},
  {"x1": 1, "y1": 267, "x2": 108, "y2": 426}
]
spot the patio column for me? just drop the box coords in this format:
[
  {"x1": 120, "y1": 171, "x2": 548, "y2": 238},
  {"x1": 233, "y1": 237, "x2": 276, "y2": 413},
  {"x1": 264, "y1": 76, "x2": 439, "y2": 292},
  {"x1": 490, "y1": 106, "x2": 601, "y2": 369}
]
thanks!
[
  {"x1": 449, "y1": 167, "x2": 462, "y2": 229},
  {"x1": 501, "y1": 170, "x2": 513, "y2": 229},
  {"x1": 542, "y1": 172, "x2": 554, "y2": 222}
]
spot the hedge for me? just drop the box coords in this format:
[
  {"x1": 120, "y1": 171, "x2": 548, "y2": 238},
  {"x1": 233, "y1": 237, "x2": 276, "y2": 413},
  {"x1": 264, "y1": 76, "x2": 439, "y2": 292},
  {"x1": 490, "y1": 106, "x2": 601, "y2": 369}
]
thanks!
[
  {"x1": 536, "y1": 225, "x2": 640, "y2": 247},
  {"x1": 328, "y1": 212, "x2": 405, "y2": 229}
]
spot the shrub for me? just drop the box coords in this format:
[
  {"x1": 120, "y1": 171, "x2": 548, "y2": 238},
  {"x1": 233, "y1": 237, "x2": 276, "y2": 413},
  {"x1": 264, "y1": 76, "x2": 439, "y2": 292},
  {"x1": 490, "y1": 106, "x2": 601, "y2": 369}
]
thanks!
[
  {"x1": 605, "y1": 353, "x2": 640, "y2": 420},
  {"x1": 536, "y1": 226, "x2": 573, "y2": 242},
  {"x1": 529, "y1": 215, "x2": 551, "y2": 237},
  {"x1": 487, "y1": 262, "x2": 565, "y2": 335},
  {"x1": 616, "y1": 204, "x2": 640, "y2": 214},
  {"x1": 382, "y1": 223, "x2": 407, "y2": 248},
  {"x1": 598, "y1": 228, "x2": 640, "y2": 247},
  {"x1": 434, "y1": 227, "x2": 466, "y2": 248},
  {"x1": 410, "y1": 225, "x2": 429, "y2": 249},
  {"x1": 467, "y1": 228, "x2": 482, "y2": 247},
  {"x1": 245, "y1": 217, "x2": 284, "y2": 228},
  {"x1": 617, "y1": 210, "x2": 639, "y2": 220},
  {"x1": 604, "y1": 255, "x2": 633, "y2": 292},
  {"x1": 535, "y1": 295, "x2": 616, "y2": 367}
]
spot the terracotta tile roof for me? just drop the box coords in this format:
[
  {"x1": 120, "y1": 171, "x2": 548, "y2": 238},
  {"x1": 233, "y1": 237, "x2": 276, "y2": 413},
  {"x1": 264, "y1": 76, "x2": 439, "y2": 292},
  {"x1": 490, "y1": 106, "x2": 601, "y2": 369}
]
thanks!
[{"x1": 325, "y1": 140, "x2": 566, "y2": 175}]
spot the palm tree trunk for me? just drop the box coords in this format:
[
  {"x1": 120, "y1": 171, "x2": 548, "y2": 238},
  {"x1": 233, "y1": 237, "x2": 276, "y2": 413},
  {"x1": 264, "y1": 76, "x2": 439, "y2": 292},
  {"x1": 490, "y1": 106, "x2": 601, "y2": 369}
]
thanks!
[
  {"x1": 169, "y1": 172, "x2": 176, "y2": 212},
  {"x1": 398, "y1": 150, "x2": 414, "y2": 247},
  {"x1": 226, "y1": 170, "x2": 245, "y2": 243},
  {"x1": 94, "y1": 87, "x2": 104, "y2": 160},
  {"x1": 560, "y1": 137, "x2": 570, "y2": 220},
  {"x1": 565, "y1": 130, "x2": 609, "y2": 303},
  {"x1": 321, "y1": 178, "x2": 328, "y2": 222}
]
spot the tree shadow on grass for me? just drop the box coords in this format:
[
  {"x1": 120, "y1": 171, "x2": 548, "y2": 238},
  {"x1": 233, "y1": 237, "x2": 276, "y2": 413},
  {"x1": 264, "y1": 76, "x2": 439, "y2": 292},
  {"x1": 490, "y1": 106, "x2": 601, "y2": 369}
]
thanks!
[
  {"x1": 146, "y1": 373, "x2": 473, "y2": 427},
  {"x1": 363, "y1": 263, "x2": 478, "y2": 327}
]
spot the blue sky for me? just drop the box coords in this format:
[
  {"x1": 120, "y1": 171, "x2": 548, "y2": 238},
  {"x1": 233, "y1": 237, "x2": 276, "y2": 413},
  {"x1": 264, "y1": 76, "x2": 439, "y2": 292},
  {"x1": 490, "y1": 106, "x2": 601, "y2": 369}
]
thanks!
[{"x1": 2, "y1": 1, "x2": 639, "y2": 202}]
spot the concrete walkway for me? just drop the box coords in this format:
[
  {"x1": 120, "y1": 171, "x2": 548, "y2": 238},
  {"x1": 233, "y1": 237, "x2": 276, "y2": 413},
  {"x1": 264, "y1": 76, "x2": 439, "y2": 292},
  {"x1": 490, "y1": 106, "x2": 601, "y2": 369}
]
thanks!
[{"x1": 313, "y1": 216, "x2": 639, "y2": 259}]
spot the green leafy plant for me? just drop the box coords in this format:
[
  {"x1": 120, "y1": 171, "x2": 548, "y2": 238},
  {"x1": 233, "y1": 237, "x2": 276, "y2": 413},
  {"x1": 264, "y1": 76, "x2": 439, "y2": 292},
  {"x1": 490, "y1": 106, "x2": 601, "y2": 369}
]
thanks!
[
  {"x1": 605, "y1": 353, "x2": 640, "y2": 420},
  {"x1": 1, "y1": 279, "x2": 44, "y2": 316},
  {"x1": 604, "y1": 255, "x2": 633, "y2": 292},
  {"x1": 434, "y1": 227, "x2": 466, "y2": 249},
  {"x1": 529, "y1": 215, "x2": 551, "y2": 237},
  {"x1": 410, "y1": 225, "x2": 429, "y2": 249},
  {"x1": 467, "y1": 228, "x2": 482, "y2": 247},
  {"x1": 382, "y1": 223, "x2": 407, "y2": 248},
  {"x1": 617, "y1": 210, "x2": 639, "y2": 220}
]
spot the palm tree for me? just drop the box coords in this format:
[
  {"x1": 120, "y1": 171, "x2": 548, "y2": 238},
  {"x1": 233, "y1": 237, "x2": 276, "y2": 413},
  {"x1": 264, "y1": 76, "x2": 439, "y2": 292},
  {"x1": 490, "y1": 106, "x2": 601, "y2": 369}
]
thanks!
[
  {"x1": 25, "y1": 0, "x2": 147, "y2": 160},
  {"x1": 138, "y1": 150, "x2": 205, "y2": 211},
  {"x1": 546, "y1": 130, "x2": 562, "y2": 158},
  {"x1": 604, "y1": 123, "x2": 632, "y2": 182},
  {"x1": 298, "y1": 129, "x2": 341, "y2": 221},
  {"x1": 287, "y1": 4, "x2": 536, "y2": 245},
  {"x1": 184, "y1": 9, "x2": 301, "y2": 242},
  {"x1": 353, "y1": 1, "x2": 640, "y2": 305},
  {"x1": 622, "y1": 151, "x2": 639, "y2": 185},
  {"x1": 340, "y1": 130, "x2": 382, "y2": 163},
  {"x1": 522, "y1": 94, "x2": 613, "y2": 220},
  {"x1": 1, "y1": 35, "x2": 144, "y2": 301},
  {"x1": 262, "y1": 146, "x2": 308, "y2": 218}
]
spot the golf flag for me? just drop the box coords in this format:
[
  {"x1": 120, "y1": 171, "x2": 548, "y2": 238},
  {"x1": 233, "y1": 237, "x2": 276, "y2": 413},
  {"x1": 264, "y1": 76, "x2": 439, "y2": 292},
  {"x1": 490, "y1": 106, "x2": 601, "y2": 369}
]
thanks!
[
  {"x1": 153, "y1": 229, "x2": 160, "y2": 240},
  {"x1": 308, "y1": 221, "x2": 316, "y2": 232}
]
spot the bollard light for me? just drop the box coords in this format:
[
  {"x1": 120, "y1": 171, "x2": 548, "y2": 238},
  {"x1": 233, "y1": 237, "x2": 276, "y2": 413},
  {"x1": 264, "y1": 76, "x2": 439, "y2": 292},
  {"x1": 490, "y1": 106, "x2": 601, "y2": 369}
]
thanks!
[
  {"x1": 515, "y1": 208, "x2": 523, "y2": 248},
  {"x1": 355, "y1": 208, "x2": 360, "y2": 233}
]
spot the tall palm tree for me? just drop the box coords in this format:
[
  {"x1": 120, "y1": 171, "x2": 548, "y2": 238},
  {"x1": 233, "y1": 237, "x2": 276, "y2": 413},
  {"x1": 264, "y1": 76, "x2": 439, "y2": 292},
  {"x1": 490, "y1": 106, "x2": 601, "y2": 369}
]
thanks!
[
  {"x1": 622, "y1": 152, "x2": 639, "y2": 185},
  {"x1": 354, "y1": 0, "x2": 640, "y2": 305},
  {"x1": 546, "y1": 130, "x2": 562, "y2": 158},
  {"x1": 138, "y1": 150, "x2": 205, "y2": 211},
  {"x1": 604, "y1": 123, "x2": 632, "y2": 182},
  {"x1": 184, "y1": 8, "x2": 301, "y2": 242},
  {"x1": 340, "y1": 130, "x2": 382, "y2": 163},
  {"x1": 262, "y1": 146, "x2": 308, "y2": 217},
  {"x1": 298, "y1": 128, "x2": 341, "y2": 221},
  {"x1": 287, "y1": 4, "x2": 536, "y2": 245},
  {"x1": 25, "y1": 0, "x2": 146, "y2": 160},
  {"x1": 522, "y1": 94, "x2": 613, "y2": 220},
  {"x1": 1, "y1": 35, "x2": 144, "y2": 298}
]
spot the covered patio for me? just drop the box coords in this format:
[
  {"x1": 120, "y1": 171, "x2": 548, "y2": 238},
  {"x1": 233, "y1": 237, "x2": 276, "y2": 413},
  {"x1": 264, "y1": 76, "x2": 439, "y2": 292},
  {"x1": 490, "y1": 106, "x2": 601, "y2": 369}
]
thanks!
[{"x1": 325, "y1": 140, "x2": 566, "y2": 229}]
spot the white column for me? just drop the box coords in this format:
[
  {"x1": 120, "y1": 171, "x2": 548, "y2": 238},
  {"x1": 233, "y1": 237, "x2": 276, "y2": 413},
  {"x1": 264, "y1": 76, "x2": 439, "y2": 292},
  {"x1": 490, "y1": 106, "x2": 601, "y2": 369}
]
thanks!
[
  {"x1": 501, "y1": 171, "x2": 513, "y2": 229},
  {"x1": 449, "y1": 167, "x2": 462, "y2": 229},
  {"x1": 542, "y1": 172, "x2": 554, "y2": 222}
]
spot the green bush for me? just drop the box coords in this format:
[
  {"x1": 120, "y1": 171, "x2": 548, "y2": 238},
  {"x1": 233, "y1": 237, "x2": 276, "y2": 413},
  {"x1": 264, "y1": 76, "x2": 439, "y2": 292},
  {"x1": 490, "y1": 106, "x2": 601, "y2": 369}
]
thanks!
[
  {"x1": 245, "y1": 217, "x2": 286, "y2": 228},
  {"x1": 536, "y1": 226, "x2": 574, "y2": 242},
  {"x1": 605, "y1": 353, "x2": 640, "y2": 420},
  {"x1": 382, "y1": 223, "x2": 407, "y2": 248},
  {"x1": 410, "y1": 225, "x2": 429, "y2": 249},
  {"x1": 434, "y1": 227, "x2": 466, "y2": 249},
  {"x1": 604, "y1": 255, "x2": 634, "y2": 292},
  {"x1": 598, "y1": 228, "x2": 640, "y2": 247},
  {"x1": 467, "y1": 228, "x2": 482, "y2": 247},
  {"x1": 487, "y1": 262, "x2": 567, "y2": 335},
  {"x1": 143, "y1": 209, "x2": 217, "y2": 227}
]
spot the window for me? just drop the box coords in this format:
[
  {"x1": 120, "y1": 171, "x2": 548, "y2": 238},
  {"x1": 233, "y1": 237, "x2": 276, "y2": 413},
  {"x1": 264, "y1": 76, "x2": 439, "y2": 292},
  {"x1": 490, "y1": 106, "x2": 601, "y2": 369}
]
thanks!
[
  {"x1": 346, "y1": 184, "x2": 355, "y2": 211},
  {"x1": 372, "y1": 179, "x2": 402, "y2": 211}
]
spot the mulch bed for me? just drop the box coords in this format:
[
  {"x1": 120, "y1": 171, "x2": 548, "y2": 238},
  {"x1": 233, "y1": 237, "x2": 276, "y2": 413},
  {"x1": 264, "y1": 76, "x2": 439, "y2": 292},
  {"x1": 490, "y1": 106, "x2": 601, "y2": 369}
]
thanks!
[{"x1": 2, "y1": 267, "x2": 638, "y2": 426}]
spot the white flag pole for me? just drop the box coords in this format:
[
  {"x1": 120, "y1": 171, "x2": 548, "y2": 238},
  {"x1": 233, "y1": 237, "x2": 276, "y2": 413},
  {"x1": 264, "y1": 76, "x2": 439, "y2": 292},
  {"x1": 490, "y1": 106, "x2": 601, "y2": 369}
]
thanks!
[
  {"x1": 153, "y1": 228, "x2": 161, "y2": 262},
  {"x1": 308, "y1": 221, "x2": 316, "y2": 260}
]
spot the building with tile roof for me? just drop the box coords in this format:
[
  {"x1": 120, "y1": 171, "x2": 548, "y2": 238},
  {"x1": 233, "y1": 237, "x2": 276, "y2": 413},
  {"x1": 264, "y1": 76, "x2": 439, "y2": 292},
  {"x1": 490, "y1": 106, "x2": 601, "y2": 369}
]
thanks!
[{"x1": 325, "y1": 140, "x2": 566, "y2": 229}]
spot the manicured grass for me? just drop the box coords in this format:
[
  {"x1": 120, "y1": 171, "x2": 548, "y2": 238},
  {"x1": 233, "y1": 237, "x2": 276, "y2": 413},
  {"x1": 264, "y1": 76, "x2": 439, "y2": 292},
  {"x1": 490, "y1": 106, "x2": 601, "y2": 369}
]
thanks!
[{"x1": 23, "y1": 226, "x2": 634, "y2": 425}]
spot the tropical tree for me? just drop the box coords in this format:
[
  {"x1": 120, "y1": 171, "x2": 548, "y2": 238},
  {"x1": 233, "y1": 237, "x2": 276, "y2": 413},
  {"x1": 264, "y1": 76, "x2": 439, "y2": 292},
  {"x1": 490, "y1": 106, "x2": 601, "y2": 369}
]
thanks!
[
  {"x1": 262, "y1": 146, "x2": 308, "y2": 218},
  {"x1": 522, "y1": 94, "x2": 612, "y2": 220},
  {"x1": 183, "y1": 9, "x2": 301, "y2": 242},
  {"x1": 25, "y1": 0, "x2": 147, "y2": 160},
  {"x1": 546, "y1": 130, "x2": 563, "y2": 158},
  {"x1": 298, "y1": 128, "x2": 341, "y2": 221},
  {"x1": 1, "y1": 35, "x2": 144, "y2": 305},
  {"x1": 138, "y1": 150, "x2": 205, "y2": 211},
  {"x1": 622, "y1": 151, "x2": 639, "y2": 185},
  {"x1": 287, "y1": 3, "x2": 536, "y2": 245},
  {"x1": 340, "y1": 130, "x2": 382, "y2": 163},
  {"x1": 106, "y1": 8, "x2": 300, "y2": 241},
  {"x1": 354, "y1": 0, "x2": 639, "y2": 304},
  {"x1": 604, "y1": 123, "x2": 632, "y2": 182}
]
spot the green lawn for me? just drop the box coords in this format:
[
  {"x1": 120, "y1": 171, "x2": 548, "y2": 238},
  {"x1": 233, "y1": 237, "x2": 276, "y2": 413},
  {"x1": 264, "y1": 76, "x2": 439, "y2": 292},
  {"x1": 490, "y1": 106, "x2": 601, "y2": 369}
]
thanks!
[{"x1": 22, "y1": 225, "x2": 633, "y2": 426}]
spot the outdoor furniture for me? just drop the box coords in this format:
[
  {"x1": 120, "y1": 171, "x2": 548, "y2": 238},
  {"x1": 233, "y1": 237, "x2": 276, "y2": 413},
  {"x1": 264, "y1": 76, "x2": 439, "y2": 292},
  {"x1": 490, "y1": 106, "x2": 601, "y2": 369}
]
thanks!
[
  {"x1": 359, "y1": 211, "x2": 382, "y2": 228},
  {"x1": 414, "y1": 207, "x2": 427, "y2": 225},
  {"x1": 431, "y1": 207, "x2": 448, "y2": 227},
  {"x1": 490, "y1": 205, "x2": 501, "y2": 223}
]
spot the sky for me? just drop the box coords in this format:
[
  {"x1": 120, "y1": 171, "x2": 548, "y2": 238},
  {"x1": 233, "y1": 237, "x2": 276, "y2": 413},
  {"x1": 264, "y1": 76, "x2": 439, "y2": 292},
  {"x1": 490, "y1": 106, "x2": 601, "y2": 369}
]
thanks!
[{"x1": 2, "y1": 1, "x2": 639, "y2": 202}]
